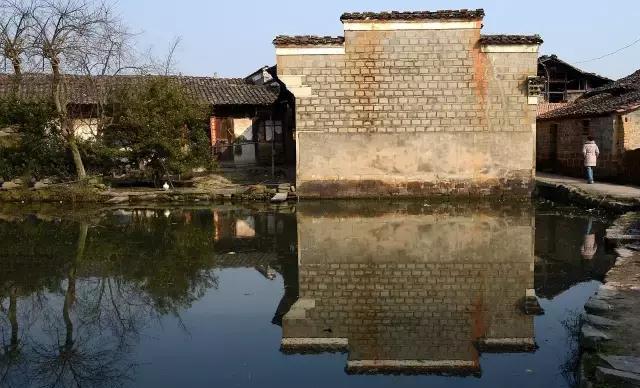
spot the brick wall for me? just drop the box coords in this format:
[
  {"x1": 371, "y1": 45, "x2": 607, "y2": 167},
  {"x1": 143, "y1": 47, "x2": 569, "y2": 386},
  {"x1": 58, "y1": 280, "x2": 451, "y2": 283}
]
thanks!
[
  {"x1": 282, "y1": 204, "x2": 535, "y2": 371},
  {"x1": 276, "y1": 17, "x2": 539, "y2": 198},
  {"x1": 622, "y1": 110, "x2": 640, "y2": 150}
]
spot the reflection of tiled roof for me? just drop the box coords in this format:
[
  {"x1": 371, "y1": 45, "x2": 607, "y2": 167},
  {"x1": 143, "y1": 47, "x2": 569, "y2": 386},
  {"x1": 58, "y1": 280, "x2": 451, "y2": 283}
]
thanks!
[
  {"x1": 479, "y1": 35, "x2": 543, "y2": 45},
  {"x1": 0, "y1": 73, "x2": 279, "y2": 106},
  {"x1": 539, "y1": 69, "x2": 640, "y2": 120},
  {"x1": 273, "y1": 36, "x2": 344, "y2": 47},
  {"x1": 340, "y1": 9, "x2": 485, "y2": 21},
  {"x1": 211, "y1": 251, "x2": 279, "y2": 267}
]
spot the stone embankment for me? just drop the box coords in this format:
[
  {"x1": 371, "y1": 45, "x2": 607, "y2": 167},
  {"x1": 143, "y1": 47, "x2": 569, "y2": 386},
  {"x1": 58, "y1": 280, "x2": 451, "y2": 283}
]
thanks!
[
  {"x1": 579, "y1": 213, "x2": 640, "y2": 387},
  {"x1": 535, "y1": 174, "x2": 640, "y2": 387},
  {"x1": 536, "y1": 173, "x2": 640, "y2": 213},
  {"x1": 0, "y1": 178, "x2": 297, "y2": 204}
]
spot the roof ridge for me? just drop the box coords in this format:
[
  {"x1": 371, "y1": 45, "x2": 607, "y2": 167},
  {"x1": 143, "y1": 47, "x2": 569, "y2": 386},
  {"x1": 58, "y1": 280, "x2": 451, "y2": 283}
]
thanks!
[
  {"x1": 479, "y1": 34, "x2": 543, "y2": 45},
  {"x1": 273, "y1": 35, "x2": 345, "y2": 47},
  {"x1": 0, "y1": 73, "x2": 279, "y2": 106},
  {"x1": 340, "y1": 9, "x2": 485, "y2": 21}
]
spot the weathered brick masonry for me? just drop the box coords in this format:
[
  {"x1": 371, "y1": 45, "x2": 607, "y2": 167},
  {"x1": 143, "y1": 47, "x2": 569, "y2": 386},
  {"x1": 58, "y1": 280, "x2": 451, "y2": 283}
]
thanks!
[
  {"x1": 281, "y1": 203, "x2": 536, "y2": 374},
  {"x1": 274, "y1": 9, "x2": 541, "y2": 198}
]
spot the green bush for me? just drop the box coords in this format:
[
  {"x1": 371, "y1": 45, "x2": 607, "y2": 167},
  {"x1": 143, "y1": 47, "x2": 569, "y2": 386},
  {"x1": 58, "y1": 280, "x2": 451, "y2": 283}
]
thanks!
[
  {"x1": 0, "y1": 78, "x2": 216, "y2": 184},
  {"x1": 0, "y1": 98, "x2": 74, "y2": 180},
  {"x1": 104, "y1": 77, "x2": 215, "y2": 183}
]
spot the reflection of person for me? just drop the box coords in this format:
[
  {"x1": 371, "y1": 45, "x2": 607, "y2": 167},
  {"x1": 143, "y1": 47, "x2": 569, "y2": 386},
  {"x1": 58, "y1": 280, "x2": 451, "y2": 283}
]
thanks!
[
  {"x1": 581, "y1": 217, "x2": 597, "y2": 260},
  {"x1": 583, "y1": 136, "x2": 600, "y2": 184}
]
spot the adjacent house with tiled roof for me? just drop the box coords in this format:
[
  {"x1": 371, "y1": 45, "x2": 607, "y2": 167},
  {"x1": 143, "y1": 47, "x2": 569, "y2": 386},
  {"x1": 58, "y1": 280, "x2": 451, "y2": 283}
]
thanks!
[
  {"x1": 537, "y1": 69, "x2": 640, "y2": 182},
  {"x1": 0, "y1": 71, "x2": 295, "y2": 166},
  {"x1": 274, "y1": 8, "x2": 542, "y2": 198},
  {"x1": 537, "y1": 55, "x2": 612, "y2": 104}
]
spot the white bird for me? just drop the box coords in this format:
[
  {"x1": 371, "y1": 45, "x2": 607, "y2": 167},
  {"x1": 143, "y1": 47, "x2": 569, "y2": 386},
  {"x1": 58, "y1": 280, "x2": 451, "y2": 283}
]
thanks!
[{"x1": 162, "y1": 182, "x2": 170, "y2": 191}]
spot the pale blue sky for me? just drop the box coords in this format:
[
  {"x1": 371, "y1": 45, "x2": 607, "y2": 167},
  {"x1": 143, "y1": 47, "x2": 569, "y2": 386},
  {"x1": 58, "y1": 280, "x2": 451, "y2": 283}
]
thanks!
[{"x1": 119, "y1": 0, "x2": 640, "y2": 80}]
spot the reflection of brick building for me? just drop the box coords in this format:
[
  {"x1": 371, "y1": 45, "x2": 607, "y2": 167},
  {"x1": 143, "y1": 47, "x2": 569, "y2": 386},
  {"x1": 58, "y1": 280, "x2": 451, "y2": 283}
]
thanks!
[{"x1": 281, "y1": 204, "x2": 537, "y2": 375}]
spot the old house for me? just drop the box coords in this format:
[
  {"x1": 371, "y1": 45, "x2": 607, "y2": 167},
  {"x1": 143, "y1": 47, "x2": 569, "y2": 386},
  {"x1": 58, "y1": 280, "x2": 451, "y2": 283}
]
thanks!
[
  {"x1": 0, "y1": 71, "x2": 295, "y2": 167},
  {"x1": 538, "y1": 55, "x2": 612, "y2": 103},
  {"x1": 274, "y1": 9, "x2": 542, "y2": 198},
  {"x1": 537, "y1": 69, "x2": 640, "y2": 181}
]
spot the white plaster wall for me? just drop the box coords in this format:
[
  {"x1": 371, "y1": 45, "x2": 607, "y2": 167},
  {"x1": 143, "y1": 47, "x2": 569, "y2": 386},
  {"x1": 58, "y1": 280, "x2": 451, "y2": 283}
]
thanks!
[
  {"x1": 73, "y1": 118, "x2": 99, "y2": 141},
  {"x1": 232, "y1": 118, "x2": 255, "y2": 164}
]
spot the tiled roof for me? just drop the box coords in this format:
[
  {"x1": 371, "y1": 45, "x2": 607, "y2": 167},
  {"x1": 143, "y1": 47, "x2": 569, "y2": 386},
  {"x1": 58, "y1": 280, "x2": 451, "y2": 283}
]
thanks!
[
  {"x1": 0, "y1": 73, "x2": 279, "y2": 106},
  {"x1": 479, "y1": 35, "x2": 543, "y2": 45},
  {"x1": 538, "y1": 55, "x2": 612, "y2": 83},
  {"x1": 539, "y1": 69, "x2": 640, "y2": 120},
  {"x1": 273, "y1": 35, "x2": 345, "y2": 47},
  {"x1": 537, "y1": 102, "x2": 568, "y2": 117},
  {"x1": 340, "y1": 9, "x2": 485, "y2": 21},
  {"x1": 583, "y1": 69, "x2": 640, "y2": 97}
]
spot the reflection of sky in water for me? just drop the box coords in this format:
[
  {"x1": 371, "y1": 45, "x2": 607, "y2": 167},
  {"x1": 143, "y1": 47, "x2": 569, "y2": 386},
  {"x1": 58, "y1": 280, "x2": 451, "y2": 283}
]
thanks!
[{"x1": 0, "y1": 203, "x2": 614, "y2": 388}]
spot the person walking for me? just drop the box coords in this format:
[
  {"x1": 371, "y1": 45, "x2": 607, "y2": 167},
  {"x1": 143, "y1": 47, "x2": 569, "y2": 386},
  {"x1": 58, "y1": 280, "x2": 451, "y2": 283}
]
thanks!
[{"x1": 583, "y1": 136, "x2": 600, "y2": 184}]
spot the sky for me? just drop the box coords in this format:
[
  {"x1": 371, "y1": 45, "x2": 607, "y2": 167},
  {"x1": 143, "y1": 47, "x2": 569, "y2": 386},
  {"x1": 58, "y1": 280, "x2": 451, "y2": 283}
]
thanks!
[{"x1": 118, "y1": 0, "x2": 640, "y2": 80}]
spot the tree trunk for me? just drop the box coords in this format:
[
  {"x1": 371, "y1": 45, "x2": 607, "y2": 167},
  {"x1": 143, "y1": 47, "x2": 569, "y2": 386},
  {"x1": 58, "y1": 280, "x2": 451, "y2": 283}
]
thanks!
[
  {"x1": 9, "y1": 58, "x2": 21, "y2": 95},
  {"x1": 63, "y1": 223, "x2": 88, "y2": 351},
  {"x1": 9, "y1": 286, "x2": 18, "y2": 352},
  {"x1": 67, "y1": 132, "x2": 87, "y2": 179},
  {"x1": 11, "y1": 59, "x2": 20, "y2": 76},
  {"x1": 51, "y1": 59, "x2": 87, "y2": 180}
]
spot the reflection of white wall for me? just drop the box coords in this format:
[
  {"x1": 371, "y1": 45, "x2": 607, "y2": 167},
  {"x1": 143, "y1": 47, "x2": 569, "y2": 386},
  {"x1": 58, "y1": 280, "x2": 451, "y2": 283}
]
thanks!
[
  {"x1": 236, "y1": 216, "x2": 256, "y2": 238},
  {"x1": 73, "y1": 118, "x2": 99, "y2": 140},
  {"x1": 233, "y1": 118, "x2": 253, "y2": 141},
  {"x1": 232, "y1": 118, "x2": 256, "y2": 164},
  {"x1": 264, "y1": 120, "x2": 282, "y2": 141}
]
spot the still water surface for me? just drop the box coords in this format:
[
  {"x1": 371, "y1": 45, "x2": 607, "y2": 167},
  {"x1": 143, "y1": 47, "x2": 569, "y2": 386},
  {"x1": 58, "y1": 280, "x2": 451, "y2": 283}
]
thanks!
[{"x1": 0, "y1": 201, "x2": 614, "y2": 388}]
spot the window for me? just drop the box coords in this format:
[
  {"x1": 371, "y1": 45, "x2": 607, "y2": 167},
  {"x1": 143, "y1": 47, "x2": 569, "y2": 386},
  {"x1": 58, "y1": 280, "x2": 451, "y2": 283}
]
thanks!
[{"x1": 581, "y1": 120, "x2": 590, "y2": 136}]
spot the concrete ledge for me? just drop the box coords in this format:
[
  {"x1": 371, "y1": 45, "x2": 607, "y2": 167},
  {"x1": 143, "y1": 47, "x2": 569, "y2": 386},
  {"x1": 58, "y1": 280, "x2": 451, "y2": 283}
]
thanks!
[
  {"x1": 276, "y1": 47, "x2": 345, "y2": 56},
  {"x1": 280, "y1": 337, "x2": 349, "y2": 354},
  {"x1": 346, "y1": 359, "x2": 480, "y2": 376},
  {"x1": 297, "y1": 178, "x2": 533, "y2": 199},
  {"x1": 481, "y1": 44, "x2": 540, "y2": 53},
  {"x1": 475, "y1": 338, "x2": 537, "y2": 353}
]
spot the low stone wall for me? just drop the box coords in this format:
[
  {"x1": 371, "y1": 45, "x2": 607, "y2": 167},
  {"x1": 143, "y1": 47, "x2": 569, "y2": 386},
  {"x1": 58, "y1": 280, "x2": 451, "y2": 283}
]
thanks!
[
  {"x1": 297, "y1": 131, "x2": 535, "y2": 198},
  {"x1": 578, "y1": 213, "x2": 640, "y2": 387},
  {"x1": 535, "y1": 176, "x2": 640, "y2": 214}
]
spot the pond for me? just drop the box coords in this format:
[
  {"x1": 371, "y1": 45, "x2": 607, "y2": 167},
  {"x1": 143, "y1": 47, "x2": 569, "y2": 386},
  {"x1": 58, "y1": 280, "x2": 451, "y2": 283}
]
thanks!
[{"x1": 0, "y1": 201, "x2": 615, "y2": 388}]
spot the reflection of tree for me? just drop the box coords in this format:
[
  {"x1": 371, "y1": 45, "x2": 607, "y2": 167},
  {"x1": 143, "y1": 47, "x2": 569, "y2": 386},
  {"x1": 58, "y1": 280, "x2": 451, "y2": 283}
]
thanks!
[
  {"x1": 86, "y1": 210, "x2": 220, "y2": 315},
  {"x1": 0, "y1": 210, "x2": 230, "y2": 387},
  {"x1": 560, "y1": 309, "x2": 583, "y2": 388},
  {"x1": 0, "y1": 216, "x2": 72, "y2": 387},
  {"x1": 28, "y1": 222, "x2": 136, "y2": 388},
  {"x1": 0, "y1": 286, "x2": 22, "y2": 387}
]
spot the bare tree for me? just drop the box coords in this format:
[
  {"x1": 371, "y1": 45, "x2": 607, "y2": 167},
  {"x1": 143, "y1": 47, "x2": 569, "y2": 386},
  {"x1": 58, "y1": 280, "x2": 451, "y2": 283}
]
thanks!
[
  {"x1": 30, "y1": 0, "x2": 131, "y2": 179},
  {"x1": 0, "y1": 0, "x2": 35, "y2": 77},
  {"x1": 145, "y1": 35, "x2": 182, "y2": 76}
]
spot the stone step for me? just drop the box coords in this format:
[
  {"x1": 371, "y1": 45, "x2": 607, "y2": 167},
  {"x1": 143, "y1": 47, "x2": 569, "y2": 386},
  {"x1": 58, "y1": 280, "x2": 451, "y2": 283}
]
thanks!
[
  {"x1": 271, "y1": 193, "x2": 288, "y2": 203},
  {"x1": 595, "y1": 366, "x2": 640, "y2": 387},
  {"x1": 584, "y1": 314, "x2": 621, "y2": 329},
  {"x1": 581, "y1": 325, "x2": 611, "y2": 350},
  {"x1": 585, "y1": 297, "x2": 613, "y2": 314},
  {"x1": 600, "y1": 355, "x2": 640, "y2": 375}
]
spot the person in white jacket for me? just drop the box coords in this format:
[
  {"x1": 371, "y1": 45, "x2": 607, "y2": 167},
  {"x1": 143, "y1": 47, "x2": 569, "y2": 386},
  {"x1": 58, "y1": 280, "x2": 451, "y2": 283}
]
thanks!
[{"x1": 583, "y1": 136, "x2": 600, "y2": 184}]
